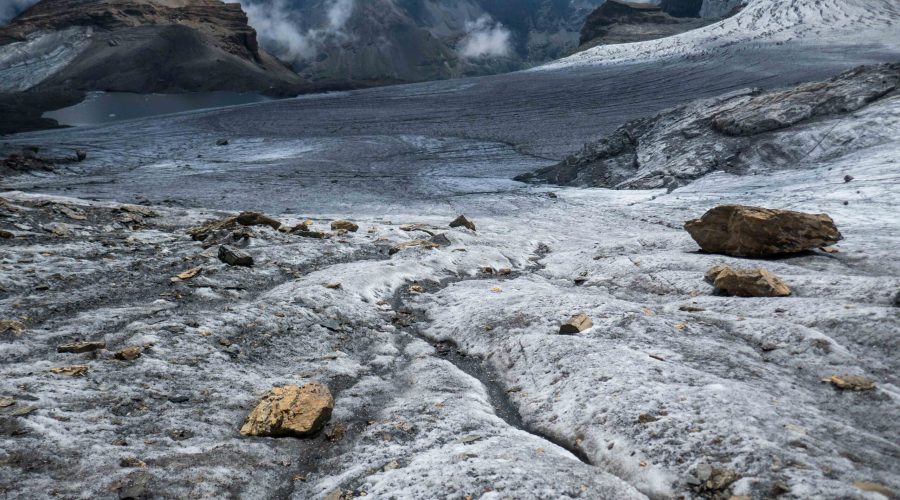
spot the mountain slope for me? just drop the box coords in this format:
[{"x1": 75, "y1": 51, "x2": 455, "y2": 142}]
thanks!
[{"x1": 0, "y1": 0, "x2": 304, "y2": 94}]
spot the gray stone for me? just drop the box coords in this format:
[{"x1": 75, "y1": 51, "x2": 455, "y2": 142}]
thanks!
[{"x1": 218, "y1": 245, "x2": 254, "y2": 267}]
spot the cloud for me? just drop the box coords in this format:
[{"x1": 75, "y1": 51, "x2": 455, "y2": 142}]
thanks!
[
  {"x1": 458, "y1": 15, "x2": 512, "y2": 59},
  {"x1": 233, "y1": 0, "x2": 356, "y2": 64},
  {"x1": 0, "y1": 0, "x2": 40, "y2": 26}
]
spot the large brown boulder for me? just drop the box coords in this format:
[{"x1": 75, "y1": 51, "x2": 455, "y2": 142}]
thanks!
[
  {"x1": 685, "y1": 205, "x2": 842, "y2": 257},
  {"x1": 240, "y1": 382, "x2": 333, "y2": 438}
]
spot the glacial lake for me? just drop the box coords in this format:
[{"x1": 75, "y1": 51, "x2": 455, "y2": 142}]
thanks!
[{"x1": 44, "y1": 91, "x2": 273, "y2": 126}]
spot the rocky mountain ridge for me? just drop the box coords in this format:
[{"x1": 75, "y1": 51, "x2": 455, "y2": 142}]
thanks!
[
  {"x1": 578, "y1": 0, "x2": 725, "y2": 49},
  {"x1": 516, "y1": 62, "x2": 900, "y2": 190}
]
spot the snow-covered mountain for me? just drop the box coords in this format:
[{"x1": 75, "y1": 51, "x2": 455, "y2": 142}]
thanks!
[{"x1": 542, "y1": 0, "x2": 900, "y2": 69}]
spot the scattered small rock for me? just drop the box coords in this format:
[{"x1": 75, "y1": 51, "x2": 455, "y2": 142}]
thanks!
[
  {"x1": 449, "y1": 215, "x2": 476, "y2": 231},
  {"x1": 325, "y1": 422, "x2": 346, "y2": 442},
  {"x1": 844, "y1": 175, "x2": 854, "y2": 183},
  {"x1": 685, "y1": 205, "x2": 842, "y2": 257},
  {"x1": 57, "y1": 341, "x2": 106, "y2": 353},
  {"x1": 119, "y1": 457, "x2": 146, "y2": 468},
  {"x1": 0, "y1": 397, "x2": 15, "y2": 407},
  {"x1": 498, "y1": 268, "x2": 512, "y2": 276},
  {"x1": 119, "y1": 205, "x2": 158, "y2": 218},
  {"x1": 50, "y1": 365, "x2": 89, "y2": 376},
  {"x1": 189, "y1": 212, "x2": 280, "y2": 241},
  {"x1": 114, "y1": 346, "x2": 142, "y2": 361},
  {"x1": 703, "y1": 468, "x2": 741, "y2": 492},
  {"x1": 0, "y1": 229, "x2": 13, "y2": 239},
  {"x1": 409, "y1": 284, "x2": 426, "y2": 294},
  {"x1": 0, "y1": 320, "x2": 25, "y2": 335},
  {"x1": 75, "y1": 150, "x2": 87, "y2": 162},
  {"x1": 324, "y1": 282, "x2": 342, "y2": 290},
  {"x1": 9, "y1": 405, "x2": 37, "y2": 417},
  {"x1": 679, "y1": 304, "x2": 705, "y2": 312},
  {"x1": 297, "y1": 229, "x2": 328, "y2": 239},
  {"x1": 559, "y1": 313, "x2": 593, "y2": 334},
  {"x1": 240, "y1": 382, "x2": 334, "y2": 437},
  {"x1": 822, "y1": 374, "x2": 876, "y2": 391},
  {"x1": 216, "y1": 139, "x2": 229, "y2": 146},
  {"x1": 389, "y1": 239, "x2": 440, "y2": 255},
  {"x1": 706, "y1": 265, "x2": 791, "y2": 297},
  {"x1": 218, "y1": 245, "x2": 254, "y2": 267},
  {"x1": 43, "y1": 222, "x2": 72, "y2": 237},
  {"x1": 173, "y1": 266, "x2": 202, "y2": 282},
  {"x1": 58, "y1": 205, "x2": 87, "y2": 220},
  {"x1": 638, "y1": 414, "x2": 658, "y2": 424},
  {"x1": 383, "y1": 459, "x2": 401, "y2": 471},
  {"x1": 331, "y1": 220, "x2": 359, "y2": 232}
]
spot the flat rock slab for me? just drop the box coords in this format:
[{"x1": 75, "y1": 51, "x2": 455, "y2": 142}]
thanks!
[{"x1": 685, "y1": 205, "x2": 842, "y2": 257}]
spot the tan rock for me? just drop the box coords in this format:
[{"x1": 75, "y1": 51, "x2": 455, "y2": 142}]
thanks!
[
  {"x1": 853, "y1": 481, "x2": 895, "y2": 497},
  {"x1": 559, "y1": 313, "x2": 593, "y2": 334},
  {"x1": 704, "y1": 468, "x2": 740, "y2": 492},
  {"x1": 240, "y1": 382, "x2": 334, "y2": 438},
  {"x1": 704, "y1": 264, "x2": 730, "y2": 283},
  {"x1": 685, "y1": 205, "x2": 842, "y2": 257},
  {"x1": 120, "y1": 204, "x2": 158, "y2": 217},
  {"x1": 50, "y1": 365, "x2": 89, "y2": 376},
  {"x1": 58, "y1": 205, "x2": 87, "y2": 220},
  {"x1": 709, "y1": 266, "x2": 791, "y2": 297},
  {"x1": 822, "y1": 374, "x2": 876, "y2": 391},
  {"x1": 331, "y1": 220, "x2": 359, "y2": 232},
  {"x1": 57, "y1": 340, "x2": 106, "y2": 353},
  {"x1": 0, "y1": 320, "x2": 25, "y2": 335},
  {"x1": 449, "y1": 215, "x2": 476, "y2": 231},
  {"x1": 173, "y1": 266, "x2": 202, "y2": 281},
  {"x1": 115, "y1": 346, "x2": 142, "y2": 361},
  {"x1": 389, "y1": 239, "x2": 439, "y2": 255}
]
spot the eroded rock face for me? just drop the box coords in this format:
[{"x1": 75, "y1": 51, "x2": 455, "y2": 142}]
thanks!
[
  {"x1": 685, "y1": 205, "x2": 842, "y2": 257},
  {"x1": 516, "y1": 63, "x2": 900, "y2": 189},
  {"x1": 707, "y1": 265, "x2": 791, "y2": 297},
  {"x1": 579, "y1": 0, "x2": 718, "y2": 49},
  {"x1": 240, "y1": 383, "x2": 334, "y2": 438}
]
